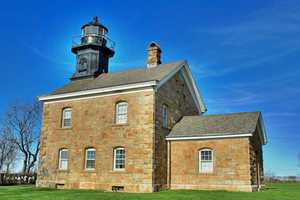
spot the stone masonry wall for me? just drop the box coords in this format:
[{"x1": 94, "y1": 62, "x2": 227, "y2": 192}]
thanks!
[
  {"x1": 154, "y1": 71, "x2": 199, "y2": 190},
  {"x1": 37, "y1": 89, "x2": 155, "y2": 192},
  {"x1": 169, "y1": 138, "x2": 253, "y2": 192}
]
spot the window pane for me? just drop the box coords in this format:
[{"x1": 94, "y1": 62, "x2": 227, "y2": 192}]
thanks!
[
  {"x1": 201, "y1": 150, "x2": 212, "y2": 161},
  {"x1": 60, "y1": 160, "x2": 68, "y2": 170},
  {"x1": 114, "y1": 148, "x2": 125, "y2": 170},
  {"x1": 87, "y1": 150, "x2": 95, "y2": 160},
  {"x1": 116, "y1": 102, "x2": 128, "y2": 124},
  {"x1": 60, "y1": 150, "x2": 68, "y2": 159},
  {"x1": 86, "y1": 160, "x2": 95, "y2": 169},
  {"x1": 199, "y1": 150, "x2": 213, "y2": 173},
  {"x1": 62, "y1": 109, "x2": 72, "y2": 128},
  {"x1": 86, "y1": 149, "x2": 95, "y2": 169},
  {"x1": 59, "y1": 150, "x2": 68, "y2": 170},
  {"x1": 201, "y1": 161, "x2": 213, "y2": 172}
]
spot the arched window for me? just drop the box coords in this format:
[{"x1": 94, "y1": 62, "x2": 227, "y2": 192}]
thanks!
[
  {"x1": 199, "y1": 149, "x2": 213, "y2": 173},
  {"x1": 58, "y1": 149, "x2": 69, "y2": 170},
  {"x1": 116, "y1": 102, "x2": 128, "y2": 124},
  {"x1": 62, "y1": 108, "x2": 72, "y2": 128},
  {"x1": 113, "y1": 147, "x2": 125, "y2": 171},
  {"x1": 162, "y1": 104, "x2": 168, "y2": 128},
  {"x1": 85, "y1": 148, "x2": 96, "y2": 170}
]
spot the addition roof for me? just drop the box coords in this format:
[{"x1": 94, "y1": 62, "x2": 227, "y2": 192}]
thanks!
[{"x1": 167, "y1": 112, "x2": 267, "y2": 144}]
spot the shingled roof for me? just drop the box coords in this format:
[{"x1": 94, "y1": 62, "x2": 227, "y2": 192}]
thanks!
[
  {"x1": 50, "y1": 60, "x2": 184, "y2": 95},
  {"x1": 167, "y1": 112, "x2": 266, "y2": 143}
]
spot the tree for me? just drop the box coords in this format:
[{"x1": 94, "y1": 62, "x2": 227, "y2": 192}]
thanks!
[
  {"x1": 0, "y1": 127, "x2": 17, "y2": 173},
  {"x1": 3, "y1": 101, "x2": 41, "y2": 174}
]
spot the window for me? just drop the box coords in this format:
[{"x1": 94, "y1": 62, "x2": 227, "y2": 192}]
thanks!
[
  {"x1": 162, "y1": 104, "x2": 168, "y2": 128},
  {"x1": 116, "y1": 102, "x2": 128, "y2": 124},
  {"x1": 113, "y1": 147, "x2": 125, "y2": 171},
  {"x1": 58, "y1": 149, "x2": 69, "y2": 170},
  {"x1": 85, "y1": 148, "x2": 96, "y2": 170},
  {"x1": 199, "y1": 149, "x2": 213, "y2": 173},
  {"x1": 62, "y1": 108, "x2": 72, "y2": 128}
]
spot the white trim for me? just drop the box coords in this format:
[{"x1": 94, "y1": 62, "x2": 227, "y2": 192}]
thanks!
[
  {"x1": 182, "y1": 64, "x2": 207, "y2": 113},
  {"x1": 166, "y1": 133, "x2": 253, "y2": 141},
  {"x1": 38, "y1": 81, "x2": 157, "y2": 102},
  {"x1": 43, "y1": 88, "x2": 154, "y2": 104},
  {"x1": 258, "y1": 115, "x2": 268, "y2": 145},
  {"x1": 113, "y1": 147, "x2": 125, "y2": 171}
]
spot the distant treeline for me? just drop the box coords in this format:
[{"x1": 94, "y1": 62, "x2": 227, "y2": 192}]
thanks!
[
  {"x1": 265, "y1": 176, "x2": 300, "y2": 183},
  {"x1": 0, "y1": 173, "x2": 36, "y2": 185}
]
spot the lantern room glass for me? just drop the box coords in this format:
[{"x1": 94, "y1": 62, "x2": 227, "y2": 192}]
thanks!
[{"x1": 81, "y1": 25, "x2": 107, "y2": 45}]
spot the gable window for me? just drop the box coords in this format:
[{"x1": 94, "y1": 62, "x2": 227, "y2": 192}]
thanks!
[
  {"x1": 113, "y1": 147, "x2": 125, "y2": 171},
  {"x1": 58, "y1": 149, "x2": 69, "y2": 170},
  {"x1": 162, "y1": 104, "x2": 168, "y2": 128},
  {"x1": 62, "y1": 108, "x2": 72, "y2": 128},
  {"x1": 116, "y1": 102, "x2": 128, "y2": 124},
  {"x1": 85, "y1": 148, "x2": 96, "y2": 170},
  {"x1": 199, "y1": 149, "x2": 213, "y2": 173}
]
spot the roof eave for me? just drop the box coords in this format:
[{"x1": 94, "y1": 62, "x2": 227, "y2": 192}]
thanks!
[
  {"x1": 38, "y1": 80, "x2": 158, "y2": 102},
  {"x1": 166, "y1": 133, "x2": 253, "y2": 141}
]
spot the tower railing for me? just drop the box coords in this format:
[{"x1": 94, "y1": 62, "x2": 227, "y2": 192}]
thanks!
[{"x1": 72, "y1": 34, "x2": 116, "y2": 50}]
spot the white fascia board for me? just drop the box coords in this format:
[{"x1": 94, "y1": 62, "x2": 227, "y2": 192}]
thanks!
[
  {"x1": 38, "y1": 80, "x2": 157, "y2": 102},
  {"x1": 181, "y1": 65, "x2": 207, "y2": 113},
  {"x1": 156, "y1": 61, "x2": 207, "y2": 114},
  {"x1": 166, "y1": 133, "x2": 253, "y2": 141},
  {"x1": 258, "y1": 115, "x2": 268, "y2": 145}
]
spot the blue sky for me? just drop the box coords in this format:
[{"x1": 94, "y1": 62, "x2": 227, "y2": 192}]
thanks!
[{"x1": 0, "y1": 0, "x2": 299, "y2": 176}]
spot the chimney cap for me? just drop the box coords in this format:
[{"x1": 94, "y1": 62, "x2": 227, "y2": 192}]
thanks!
[{"x1": 148, "y1": 41, "x2": 161, "y2": 49}]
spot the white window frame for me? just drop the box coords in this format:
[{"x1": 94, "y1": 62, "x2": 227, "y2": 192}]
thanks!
[
  {"x1": 199, "y1": 149, "x2": 214, "y2": 173},
  {"x1": 62, "y1": 108, "x2": 72, "y2": 128},
  {"x1": 85, "y1": 148, "x2": 96, "y2": 170},
  {"x1": 116, "y1": 102, "x2": 128, "y2": 124},
  {"x1": 58, "y1": 149, "x2": 69, "y2": 170},
  {"x1": 162, "y1": 104, "x2": 168, "y2": 128},
  {"x1": 113, "y1": 147, "x2": 125, "y2": 171}
]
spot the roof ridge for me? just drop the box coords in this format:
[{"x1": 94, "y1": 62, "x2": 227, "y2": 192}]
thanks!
[
  {"x1": 183, "y1": 111, "x2": 261, "y2": 118},
  {"x1": 104, "y1": 60, "x2": 185, "y2": 76}
]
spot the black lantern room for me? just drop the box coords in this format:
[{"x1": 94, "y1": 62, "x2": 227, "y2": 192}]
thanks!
[{"x1": 71, "y1": 17, "x2": 115, "y2": 80}]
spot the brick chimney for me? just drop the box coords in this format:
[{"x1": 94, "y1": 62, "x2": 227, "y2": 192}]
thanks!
[{"x1": 147, "y1": 42, "x2": 161, "y2": 68}]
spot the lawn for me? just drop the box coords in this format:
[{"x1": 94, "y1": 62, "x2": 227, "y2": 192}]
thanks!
[{"x1": 0, "y1": 183, "x2": 299, "y2": 200}]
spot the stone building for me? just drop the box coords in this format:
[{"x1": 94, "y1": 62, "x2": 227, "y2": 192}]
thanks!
[{"x1": 36, "y1": 17, "x2": 267, "y2": 193}]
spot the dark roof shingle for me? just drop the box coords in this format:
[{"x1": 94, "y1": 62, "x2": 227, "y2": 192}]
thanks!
[
  {"x1": 50, "y1": 60, "x2": 184, "y2": 95},
  {"x1": 167, "y1": 112, "x2": 260, "y2": 138}
]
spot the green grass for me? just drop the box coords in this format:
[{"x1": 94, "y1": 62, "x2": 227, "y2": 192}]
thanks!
[{"x1": 0, "y1": 183, "x2": 299, "y2": 200}]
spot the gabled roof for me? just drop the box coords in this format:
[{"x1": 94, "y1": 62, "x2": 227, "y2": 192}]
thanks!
[
  {"x1": 50, "y1": 60, "x2": 184, "y2": 95},
  {"x1": 167, "y1": 112, "x2": 267, "y2": 144},
  {"x1": 39, "y1": 60, "x2": 206, "y2": 113}
]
